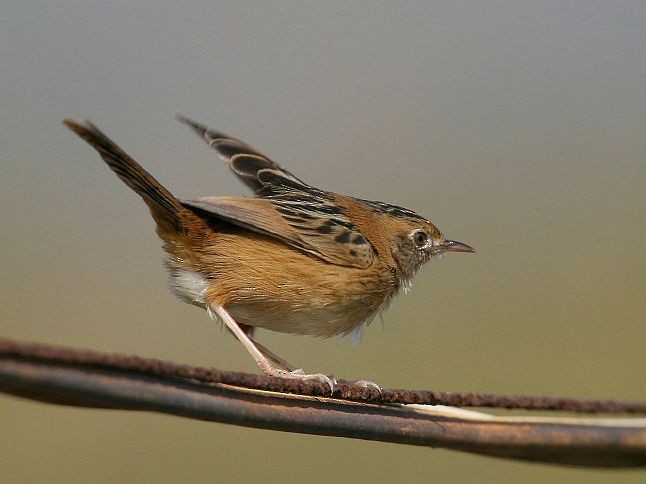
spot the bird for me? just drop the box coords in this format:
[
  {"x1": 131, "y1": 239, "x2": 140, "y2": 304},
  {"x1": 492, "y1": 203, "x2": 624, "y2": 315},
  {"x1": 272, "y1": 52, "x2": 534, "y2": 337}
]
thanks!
[{"x1": 63, "y1": 116, "x2": 474, "y2": 392}]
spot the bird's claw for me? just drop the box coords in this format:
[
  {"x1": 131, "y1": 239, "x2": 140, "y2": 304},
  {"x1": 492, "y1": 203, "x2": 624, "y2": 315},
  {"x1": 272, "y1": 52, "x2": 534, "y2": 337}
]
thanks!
[
  {"x1": 270, "y1": 368, "x2": 336, "y2": 395},
  {"x1": 336, "y1": 378, "x2": 382, "y2": 397}
]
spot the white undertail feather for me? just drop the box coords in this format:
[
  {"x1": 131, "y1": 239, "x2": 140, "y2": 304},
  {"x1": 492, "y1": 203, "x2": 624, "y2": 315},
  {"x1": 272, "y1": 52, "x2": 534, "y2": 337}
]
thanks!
[{"x1": 168, "y1": 268, "x2": 208, "y2": 306}]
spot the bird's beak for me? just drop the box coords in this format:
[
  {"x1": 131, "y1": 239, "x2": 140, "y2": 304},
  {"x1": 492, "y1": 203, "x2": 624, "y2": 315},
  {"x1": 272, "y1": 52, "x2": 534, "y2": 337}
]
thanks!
[{"x1": 441, "y1": 240, "x2": 475, "y2": 253}]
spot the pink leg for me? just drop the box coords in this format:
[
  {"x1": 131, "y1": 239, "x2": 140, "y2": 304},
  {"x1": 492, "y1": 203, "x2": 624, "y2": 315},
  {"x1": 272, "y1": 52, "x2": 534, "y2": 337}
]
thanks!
[{"x1": 208, "y1": 303, "x2": 335, "y2": 393}]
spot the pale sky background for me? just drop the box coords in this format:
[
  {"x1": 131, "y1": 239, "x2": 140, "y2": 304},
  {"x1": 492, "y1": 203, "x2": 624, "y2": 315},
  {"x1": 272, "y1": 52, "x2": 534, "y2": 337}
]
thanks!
[{"x1": 1, "y1": 2, "x2": 645, "y2": 483}]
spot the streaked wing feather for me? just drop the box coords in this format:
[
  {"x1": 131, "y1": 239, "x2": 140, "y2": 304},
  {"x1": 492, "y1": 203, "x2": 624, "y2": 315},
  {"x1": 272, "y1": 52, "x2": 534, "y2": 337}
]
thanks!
[
  {"x1": 176, "y1": 116, "x2": 374, "y2": 268},
  {"x1": 266, "y1": 189, "x2": 375, "y2": 268},
  {"x1": 176, "y1": 115, "x2": 306, "y2": 191},
  {"x1": 182, "y1": 196, "x2": 316, "y2": 252},
  {"x1": 181, "y1": 193, "x2": 374, "y2": 269}
]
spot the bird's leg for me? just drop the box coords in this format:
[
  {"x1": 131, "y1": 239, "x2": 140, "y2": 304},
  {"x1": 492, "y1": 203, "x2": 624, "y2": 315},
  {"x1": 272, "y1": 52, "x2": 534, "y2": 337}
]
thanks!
[
  {"x1": 250, "y1": 339, "x2": 299, "y2": 372},
  {"x1": 208, "y1": 303, "x2": 335, "y2": 393},
  {"x1": 237, "y1": 317, "x2": 379, "y2": 394},
  {"x1": 238, "y1": 324, "x2": 298, "y2": 371},
  {"x1": 250, "y1": 336, "x2": 381, "y2": 395}
]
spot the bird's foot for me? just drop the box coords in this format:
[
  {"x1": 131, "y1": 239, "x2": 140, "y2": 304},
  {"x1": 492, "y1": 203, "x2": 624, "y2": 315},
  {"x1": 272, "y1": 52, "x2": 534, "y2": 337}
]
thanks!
[
  {"x1": 336, "y1": 378, "x2": 382, "y2": 398},
  {"x1": 266, "y1": 368, "x2": 336, "y2": 395}
]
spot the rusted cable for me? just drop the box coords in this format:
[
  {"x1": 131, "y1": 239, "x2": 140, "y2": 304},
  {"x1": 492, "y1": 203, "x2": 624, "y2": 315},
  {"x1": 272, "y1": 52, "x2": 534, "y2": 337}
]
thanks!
[
  {"x1": 1, "y1": 338, "x2": 645, "y2": 413},
  {"x1": 2, "y1": 339, "x2": 646, "y2": 468}
]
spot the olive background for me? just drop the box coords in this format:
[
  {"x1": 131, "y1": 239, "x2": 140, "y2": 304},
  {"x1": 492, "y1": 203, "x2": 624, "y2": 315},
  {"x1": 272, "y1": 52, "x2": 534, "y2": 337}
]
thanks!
[{"x1": 1, "y1": 2, "x2": 644, "y2": 483}]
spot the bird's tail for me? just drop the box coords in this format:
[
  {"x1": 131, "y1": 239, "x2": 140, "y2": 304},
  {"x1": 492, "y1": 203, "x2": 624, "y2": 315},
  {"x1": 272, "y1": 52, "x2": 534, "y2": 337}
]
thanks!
[{"x1": 64, "y1": 119, "x2": 188, "y2": 235}]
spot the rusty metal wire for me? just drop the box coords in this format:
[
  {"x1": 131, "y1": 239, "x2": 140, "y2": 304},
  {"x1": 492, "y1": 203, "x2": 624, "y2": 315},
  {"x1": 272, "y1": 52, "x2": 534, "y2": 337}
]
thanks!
[
  {"x1": 2, "y1": 338, "x2": 646, "y2": 468},
  {"x1": 1, "y1": 339, "x2": 644, "y2": 413}
]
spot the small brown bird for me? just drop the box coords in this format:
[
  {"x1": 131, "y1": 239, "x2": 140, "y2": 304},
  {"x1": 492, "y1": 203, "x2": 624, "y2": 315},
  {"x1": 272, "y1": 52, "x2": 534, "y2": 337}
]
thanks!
[{"x1": 64, "y1": 116, "x2": 473, "y2": 390}]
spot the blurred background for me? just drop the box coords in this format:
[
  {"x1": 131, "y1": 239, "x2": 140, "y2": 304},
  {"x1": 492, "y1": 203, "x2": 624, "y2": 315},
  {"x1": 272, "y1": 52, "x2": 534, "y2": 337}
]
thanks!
[{"x1": 1, "y1": 2, "x2": 644, "y2": 483}]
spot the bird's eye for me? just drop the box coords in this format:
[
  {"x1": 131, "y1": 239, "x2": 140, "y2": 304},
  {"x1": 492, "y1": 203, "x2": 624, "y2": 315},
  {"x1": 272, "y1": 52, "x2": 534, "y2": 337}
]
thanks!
[{"x1": 412, "y1": 230, "x2": 428, "y2": 247}]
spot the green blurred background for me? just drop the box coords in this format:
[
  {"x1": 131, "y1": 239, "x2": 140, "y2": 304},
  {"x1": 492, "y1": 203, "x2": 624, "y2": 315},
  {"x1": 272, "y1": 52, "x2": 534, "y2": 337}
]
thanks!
[{"x1": 1, "y1": 2, "x2": 644, "y2": 483}]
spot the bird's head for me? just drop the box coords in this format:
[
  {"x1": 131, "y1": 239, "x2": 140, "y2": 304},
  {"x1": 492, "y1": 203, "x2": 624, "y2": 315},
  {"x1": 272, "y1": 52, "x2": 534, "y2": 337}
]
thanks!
[{"x1": 365, "y1": 200, "x2": 474, "y2": 286}]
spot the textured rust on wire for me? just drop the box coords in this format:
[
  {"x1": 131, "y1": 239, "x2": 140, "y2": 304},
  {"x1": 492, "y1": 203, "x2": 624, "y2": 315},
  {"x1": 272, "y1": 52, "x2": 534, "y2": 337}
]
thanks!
[
  {"x1": 1, "y1": 339, "x2": 645, "y2": 413},
  {"x1": 4, "y1": 347, "x2": 646, "y2": 468}
]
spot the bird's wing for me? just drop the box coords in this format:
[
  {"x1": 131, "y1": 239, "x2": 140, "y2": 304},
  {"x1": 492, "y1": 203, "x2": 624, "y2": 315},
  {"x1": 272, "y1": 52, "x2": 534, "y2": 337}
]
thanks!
[
  {"x1": 182, "y1": 186, "x2": 375, "y2": 269},
  {"x1": 178, "y1": 116, "x2": 374, "y2": 268},
  {"x1": 177, "y1": 115, "x2": 306, "y2": 192}
]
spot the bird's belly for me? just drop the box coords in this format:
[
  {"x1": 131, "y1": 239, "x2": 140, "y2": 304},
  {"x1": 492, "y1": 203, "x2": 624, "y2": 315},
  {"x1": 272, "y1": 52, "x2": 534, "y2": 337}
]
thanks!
[
  {"x1": 167, "y1": 233, "x2": 396, "y2": 338},
  {"x1": 225, "y1": 295, "x2": 380, "y2": 337},
  {"x1": 214, "y1": 263, "x2": 395, "y2": 337},
  {"x1": 167, "y1": 266, "x2": 392, "y2": 337}
]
